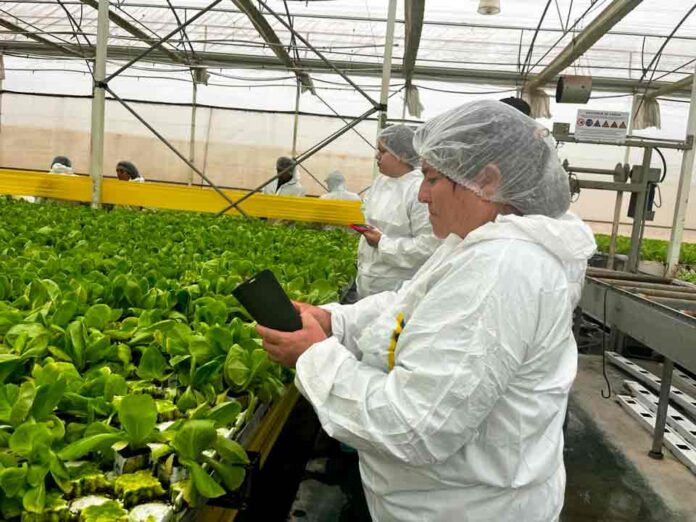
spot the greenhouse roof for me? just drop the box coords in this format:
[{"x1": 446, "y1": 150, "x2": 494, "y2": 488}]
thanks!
[{"x1": 1, "y1": 0, "x2": 695, "y2": 96}]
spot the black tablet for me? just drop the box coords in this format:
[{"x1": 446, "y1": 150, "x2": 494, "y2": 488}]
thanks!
[{"x1": 232, "y1": 269, "x2": 302, "y2": 332}]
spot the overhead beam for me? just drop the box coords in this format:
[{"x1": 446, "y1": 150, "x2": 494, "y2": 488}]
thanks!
[
  {"x1": 648, "y1": 74, "x2": 694, "y2": 99},
  {"x1": 231, "y1": 0, "x2": 314, "y2": 93},
  {"x1": 526, "y1": 0, "x2": 643, "y2": 90},
  {"x1": 402, "y1": 0, "x2": 425, "y2": 87},
  {"x1": 0, "y1": 17, "x2": 84, "y2": 58},
  {"x1": 79, "y1": 0, "x2": 190, "y2": 67},
  {"x1": 3, "y1": 40, "x2": 695, "y2": 98}
]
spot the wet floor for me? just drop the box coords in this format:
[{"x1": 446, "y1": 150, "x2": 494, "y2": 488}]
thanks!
[{"x1": 561, "y1": 397, "x2": 684, "y2": 522}]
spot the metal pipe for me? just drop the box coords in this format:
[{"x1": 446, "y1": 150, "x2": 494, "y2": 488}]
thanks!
[
  {"x1": 105, "y1": 0, "x2": 223, "y2": 83},
  {"x1": 626, "y1": 147, "x2": 652, "y2": 273},
  {"x1": 188, "y1": 79, "x2": 197, "y2": 186},
  {"x1": 576, "y1": 180, "x2": 641, "y2": 192},
  {"x1": 215, "y1": 105, "x2": 379, "y2": 216},
  {"x1": 255, "y1": 0, "x2": 380, "y2": 108},
  {"x1": 587, "y1": 267, "x2": 672, "y2": 283},
  {"x1": 555, "y1": 134, "x2": 688, "y2": 150},
  {"x1": 291, "y1": 80, "x2": 300, "y2": 157},
  {"x1": 648, "y1": 74, "x2": 694, "y2": 100},
  {"x1": 665, "y1": 64, "x2": 696, "y2": 277},
  {"x1": 102, "y1": 84, "x2": 249, "y2": 217},
  {"x1": 603, "y1": 280, "x2": 696, "y2": 294},
  {"x1": 631, "y1": 289, "x2": 696, "y2": 301},
  {"x1": 609, "y1": 96, "x2": 639, "y2": 269},
  {"x1": 374, "y1": 0, "x2": 397, "y2": 179},
  {"x1": 564, "y1": 165, "x2": 618, "y2": 176},
  {"x1": 88, "y1": 0, "x2": 109, "y2": 208},
  {"x1": 525, "y1": 0, "x2": 642, "y2": 90},
  {"x1": 649, "y1": 358, "x2": 674, "y2": 459}
]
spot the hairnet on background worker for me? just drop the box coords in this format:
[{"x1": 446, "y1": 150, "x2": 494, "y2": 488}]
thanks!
[
  {"x1": 356, "y1": 124, "x2": 439, "y2": 298},
  {"x1": 319, "y1": 170, "x2": 361, "y2": 201},
  {"x1": 262, "y1": 156, "x2": 306, "y2": 197},
  {"x1": 256, "y1": 100, "x2": 596, "y2": 521}
]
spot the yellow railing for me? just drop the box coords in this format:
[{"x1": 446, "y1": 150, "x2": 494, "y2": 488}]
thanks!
[{"x1": 0, "y1": 169, "x2": 364, "y2": 225}]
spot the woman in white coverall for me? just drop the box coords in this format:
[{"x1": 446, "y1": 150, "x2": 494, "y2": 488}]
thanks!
[
  {"x1": 356, "y1": 124, "x2": 439, "y2": 298},
  {"x1": 257, "y1": 100, "x2": 596, "y2": 521}
]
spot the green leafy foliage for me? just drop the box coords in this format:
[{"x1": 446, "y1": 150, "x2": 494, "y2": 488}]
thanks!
[{"x1": 0, "y1": 199, "x2": 358, "y2": 516}]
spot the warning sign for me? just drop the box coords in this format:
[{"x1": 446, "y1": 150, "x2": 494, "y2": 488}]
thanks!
[{"x1": 575, "y1": 109, "x2": 629, "y2": 143}]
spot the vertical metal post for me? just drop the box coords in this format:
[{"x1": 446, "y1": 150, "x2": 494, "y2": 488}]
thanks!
[
  {"x1": 373, "y1": 0, "x2": 397, "y2": 179},
  {"x1": 89, "y1": 0, "x2": 109, "y2": 208},
  {"x1": 649, "y1": 358, "x2": 674, "y2": 459},
  {"x1": 0, "y1": 54, "x2": 4, "y2": 134},
  {"x1": 626, "y1": 146, "x2": 652, "y2": 273},
  {"x1": 201, "y1": 107, "x2": 213, "y2": 188},
  {"x1": 608, "y1": 96, "x2": 638, "y2": 270},
  {"x1": 291, "y1": 80, "x2": 301, "y2": 157},
  {"x1": 665, "y1": 66, "x2": 696, "y2": 277},
  {"x1": 188, "y1": 80, "x2": 198, "y2": 186}
]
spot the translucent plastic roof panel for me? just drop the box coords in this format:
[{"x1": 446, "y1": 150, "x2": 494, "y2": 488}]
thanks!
[{"x1": 1, "y1": 1, "x2": 694, "y2": 89}]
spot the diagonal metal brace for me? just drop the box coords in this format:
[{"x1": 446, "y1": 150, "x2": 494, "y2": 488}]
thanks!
[
  {"x1": 215, "y1": 105, "x2": 379, "y2": 216},
  {"x1": 105, "y1": 0, "x2": 223, "y2": 83},
  {"x1": 255, "y1": 0, "x2": 381, "y2": 108},
  {"x1": 102, "y1": 84, "x2": 250, "y2": 218}
]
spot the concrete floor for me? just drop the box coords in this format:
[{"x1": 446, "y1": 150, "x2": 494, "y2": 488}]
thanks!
[{"x1": 566, "y1": 355, "x2": 696, "y2": 521}]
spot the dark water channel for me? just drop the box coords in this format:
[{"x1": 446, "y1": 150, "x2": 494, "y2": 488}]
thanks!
[{"x1": 561, "y1": 398, "x2": 682, "y2": 522}]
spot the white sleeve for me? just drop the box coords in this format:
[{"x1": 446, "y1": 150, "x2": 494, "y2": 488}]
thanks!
[
  {"x1": 376, "y1": 197, "x2": 438, "y2": 270},
  {"x1": 297, "y1": 265, "x2": 537, "y2": 466},
  {"x1": 320, "y1": 290, "x2": 397, "y2": 357}
]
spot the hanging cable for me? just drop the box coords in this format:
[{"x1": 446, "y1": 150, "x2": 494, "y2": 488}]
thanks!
[
  {"x1": 601, "y1": 289, "x2": 612, "y2": 399},
  {"x1": 519, "y1": 0, "x2": 553, "y2": 80},
  {"x1": 655, "y1": 146, "x2": 667, "y2": 182}
]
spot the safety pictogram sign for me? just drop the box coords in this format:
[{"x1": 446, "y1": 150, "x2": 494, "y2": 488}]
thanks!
[{"x1": 575, "y1": 109, "x2": 629, "y2": 143}]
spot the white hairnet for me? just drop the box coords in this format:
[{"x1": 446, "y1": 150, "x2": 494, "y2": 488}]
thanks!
[
  {"x1": 378, "y1": 124, "x2": 420, "y2": 168},
  {"x1": 325, "y1": 170, "x2": 346, "y2": 191},
  {"x1": 413, "y1": 100, "x2": 570, "y2": 217}
]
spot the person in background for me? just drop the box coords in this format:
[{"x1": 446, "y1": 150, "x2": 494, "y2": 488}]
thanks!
[
  {"x1": 319, "y1": 170, "x2": 361, "y2": 201},
  {"x1": 262, "y1": 156, "x2": 306, "y2": 197},
  {"x1": 256, "y1": 100, "x2": 596, "y2": 521},
  {"x1": 355, "y1": 124, "x2": 439, "y2": 299},
  {"x1": 49, "y1": 156, "x2": 75, "y2": 175},
  {"x1": 500, "y1": 96, "x2": 532, "y2": 116},
  {"x1": 116, "y1": 161, "x2": 145, "y2": 183}
]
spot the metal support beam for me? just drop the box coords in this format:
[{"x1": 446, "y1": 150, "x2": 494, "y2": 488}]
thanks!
[
  {"x1": 88, "y1": 0, "x2": 109, "y2": 208},
  {"x1": 3, "y1": 41, "x2": 695, "y2": 98},
  {"x1": 232, "y1": 0, "x2": 314, "y2": 93},
  {"x1": 216, "y1": 105, "x2": 379, "y2": 216},
  {"x1": 402, "y1": 0, "x2": 425, "y2": 89},
  {"x1": 79, "y1": 0, "x2": 189, "y2": 66},
  {"x1": 626, "y1": 147, "x2": 652, "y2": 273},
  {"x1": 377, "y1": 0, "x2": 398, "y2": 130},
  {"x1": 649, "y1": 358, "x2": 674, "y2": 459},
  {"x1": 666, "y1": 65, "x2": 696, "y2": 277},
  {"x1": 0, "y1": 16, "x2": 84, "y2": 58},
  {"x1": 104, "y1": 0, "x2": 222, "y2": 83},
  {"x1": 187, "y1": 80, "x2": 197, "y2": 186},
  {"x1": 254, "y1": 0, "x2": 380, "y2": 107},
  {"x1": 648, "y1": 74, "x2": 694, "y2": 99},
  {"x1": 102, "y1": 84, "x2": 249, "y2": 217},
  {"x1": 526, "y1": 0, "x2": 643, "y2": 90}
]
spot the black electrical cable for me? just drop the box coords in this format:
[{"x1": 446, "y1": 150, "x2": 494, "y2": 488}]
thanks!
[
  {"x1": 520, "y1": 0, "x2": 553, "y2": 80},
  {"x1": 655, "y1": 146, "x2": 668, "y2": 182},
  {"x1": 601, "y1": 288, "x2": 612, "y2": 399}
]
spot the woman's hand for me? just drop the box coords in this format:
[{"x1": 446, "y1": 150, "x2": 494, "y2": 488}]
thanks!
[
  {"x1": 256, "y1": 310, "x2": 329, "y2": 367},
  {"x1": 362, "y1": 226, "x2": 382, "y2": 247},
  {"x1": 292, "y1": 301, "x2": 332, "y2": 335}
]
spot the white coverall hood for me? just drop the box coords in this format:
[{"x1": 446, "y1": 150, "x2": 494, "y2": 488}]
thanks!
[
  {"x1": 295, "y1": 212, "x2": 596, "y2": 522},
  {"x1": 262, "y1": 168, "x2": 306, "y2": 197},
  {"x1": 357, "y1": 170, "x2": 439, "y2": 297},
  {"x1": 320, "y1": 171, "x2": 361, "y2": 201}
]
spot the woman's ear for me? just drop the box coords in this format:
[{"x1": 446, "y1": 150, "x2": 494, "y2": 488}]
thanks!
[{"x1": 473, "y1": 163, "x2": 501, "y2": 199}]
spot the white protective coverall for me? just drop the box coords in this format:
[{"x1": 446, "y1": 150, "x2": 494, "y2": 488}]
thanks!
[
  {"x1": 295, "y1": 212, "x2": 596, "y2": 521},
  {"x1": 320, "y1": 171, "x2": 361, "y2": 201},
  {"x1": 262, "y1": 170, "x2": 306, "y2": 197},
  {"x1": 357, "y1": 169, "x2": 438, "y2": 297}
]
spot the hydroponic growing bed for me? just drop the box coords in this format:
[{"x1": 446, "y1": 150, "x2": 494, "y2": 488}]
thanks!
[{"x1": 0, "y1": 199, "x2": 357, "y2": 521}]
